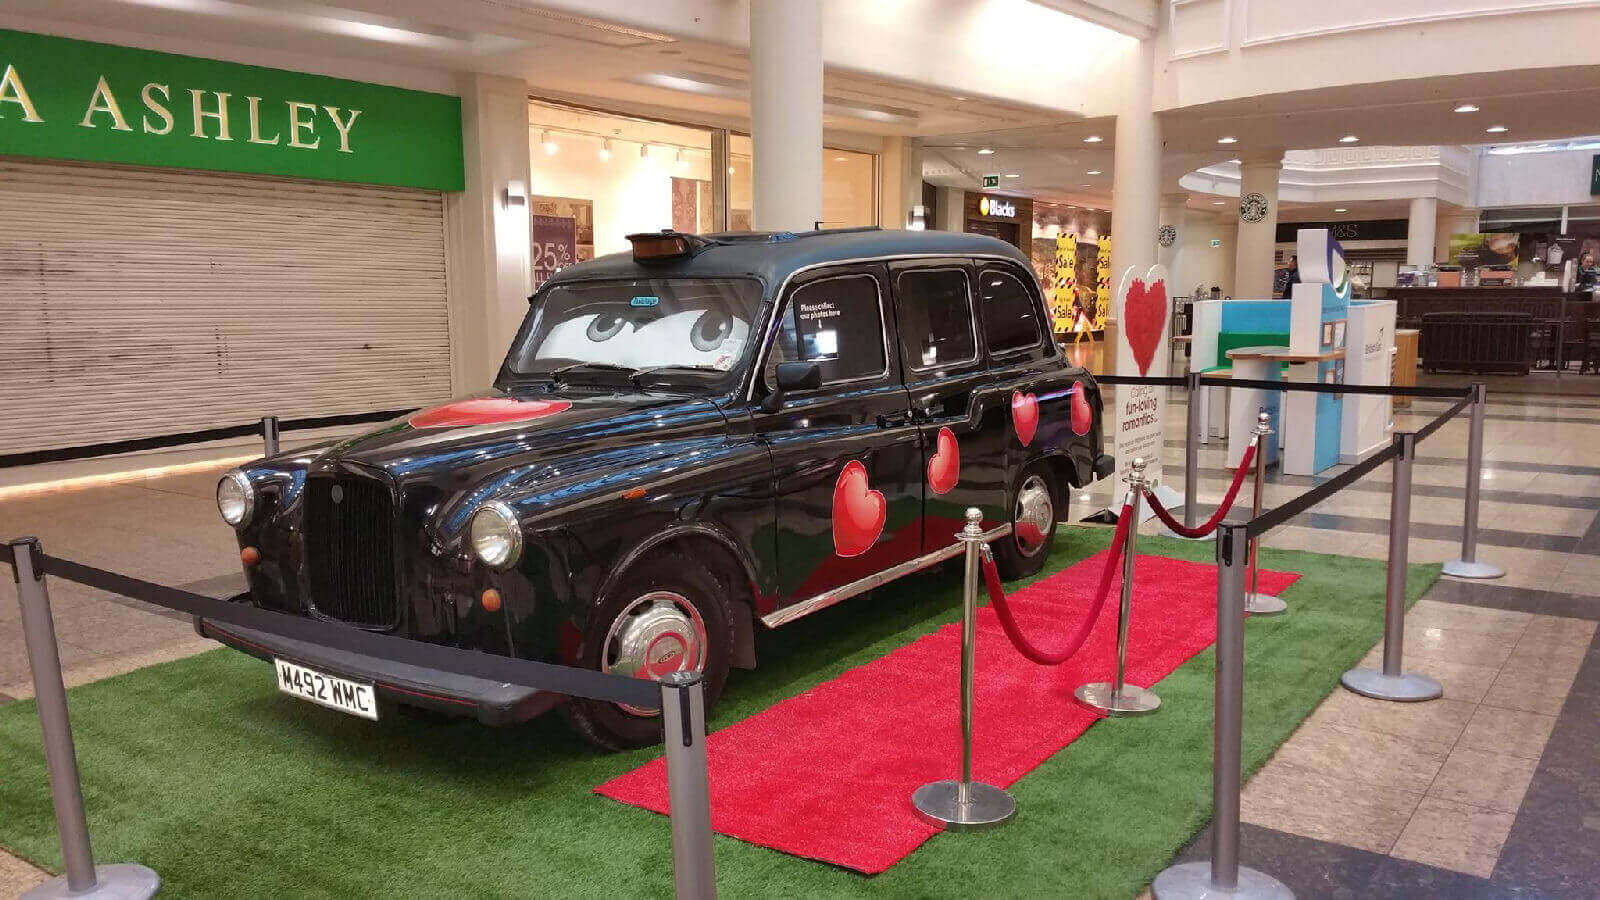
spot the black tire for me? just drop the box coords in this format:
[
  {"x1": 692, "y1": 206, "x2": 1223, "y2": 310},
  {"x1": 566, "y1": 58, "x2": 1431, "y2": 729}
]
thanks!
[
  {"x1": 562, "y1": 552, "x2": 734, "y2": 750},
  {"x1": 990, "y1": 461, "x2": 1062, "y2": 580}
]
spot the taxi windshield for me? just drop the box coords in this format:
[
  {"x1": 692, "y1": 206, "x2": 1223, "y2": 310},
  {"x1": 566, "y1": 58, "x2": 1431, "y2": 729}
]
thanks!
[{"x1": 506, "y1": 277, "x2": 763, "y2": 382}]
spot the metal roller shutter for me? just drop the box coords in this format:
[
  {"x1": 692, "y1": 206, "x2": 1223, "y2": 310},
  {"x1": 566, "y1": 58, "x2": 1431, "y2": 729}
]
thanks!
[{"x1": 0, "y1": 158, "x2": 453, "y2": 457}]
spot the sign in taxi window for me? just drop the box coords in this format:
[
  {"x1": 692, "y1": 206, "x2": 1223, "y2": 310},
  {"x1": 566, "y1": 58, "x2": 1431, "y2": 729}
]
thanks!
[{"x1": 778, "y1": 274, "x2": 886, "y2": 383}]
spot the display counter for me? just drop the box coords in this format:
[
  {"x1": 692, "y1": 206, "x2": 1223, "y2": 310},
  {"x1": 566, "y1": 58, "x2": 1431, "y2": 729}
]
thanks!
[{"x1": 1380, "y1": 287, "x2": 1584, "y2": 328}]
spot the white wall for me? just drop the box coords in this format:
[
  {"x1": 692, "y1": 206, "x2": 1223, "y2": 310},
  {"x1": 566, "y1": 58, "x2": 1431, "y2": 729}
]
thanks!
[
  {"x1": 1174, "y1": 211, "x2": 1236, "y2": 296},
  {"x1": 1476, "y1": 147, "x2": 1600, "y2": 208}
]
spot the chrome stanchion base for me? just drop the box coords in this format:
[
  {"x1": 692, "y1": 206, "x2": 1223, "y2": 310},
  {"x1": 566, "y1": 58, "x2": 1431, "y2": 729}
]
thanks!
[
  {"x1": 1340, "y1": 668, "x2": 1443, "y2": 702},
  {"x1": 1442, "y1": 559, "x2": 1505, "y2": 580},
  {"x1": 1074, "y1": 682, "x2": 1162, "y2": 716},
  {"x1": 1152, "y1": 860, "x2": 1294, "y2": 899},
  {"x1": 1243, "y1": 593, "x2": 1287, "y2": 616},
  {"x1": 1163, "y1": 527, "x2": 1214, "y2": 542},
  {"x1": 911, "y1": 780, "x2": 1016, "y2": 830},
  {"x1": 24, "y1": 864, "x2": 161, "y2": 900}
]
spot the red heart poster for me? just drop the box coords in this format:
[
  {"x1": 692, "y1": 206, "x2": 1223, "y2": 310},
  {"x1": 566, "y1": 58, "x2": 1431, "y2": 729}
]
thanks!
[
  {"x1": 1123, "y1": 277, "x2": 1167, "y2": 377},
  {"x1": 926, "y1": 427, "x2": 960, "y2": 495},
  {"x1": 1113, "y1": 264, "x2": 1171, "y2": 489},
  {"x1": 832, "y1": 460, "x2": 886, "y2": 558}
]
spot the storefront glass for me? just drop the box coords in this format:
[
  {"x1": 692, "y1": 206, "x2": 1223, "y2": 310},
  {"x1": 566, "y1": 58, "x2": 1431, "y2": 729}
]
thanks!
[
  {"x1": 527, "y1": 101, "x2": 716, "y2": 274},
  {"x1": 728, "y1": 134, "x2": 878, "y2": 230}
]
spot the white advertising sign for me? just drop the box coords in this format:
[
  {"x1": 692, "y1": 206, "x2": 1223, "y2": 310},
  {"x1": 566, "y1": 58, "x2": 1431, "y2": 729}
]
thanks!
[{"x1": 1113, "y1": 263, "x2": 1170, "y2": 487}]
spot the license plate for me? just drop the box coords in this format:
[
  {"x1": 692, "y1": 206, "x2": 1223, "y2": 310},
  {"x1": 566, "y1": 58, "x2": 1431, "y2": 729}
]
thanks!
[{"x1": 274, "y1": 659, "x2": 378, "y2": 720}]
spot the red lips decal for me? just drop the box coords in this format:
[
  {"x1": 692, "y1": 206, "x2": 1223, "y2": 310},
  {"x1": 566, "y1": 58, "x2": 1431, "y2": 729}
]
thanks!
[
  {"x1": 408, "y1": 397, "x2": 572, "y2": 429},
  {"x1": 832, "y1": 459, "x2": 886, "y2": 558},
  {"x1": 1123, "y1": 277, "x2": 1168, "y2": 377},
  {"x1": 926, "y1": 426, "x2": 960, "y2": 495},
  {"x1": 1011, "y1": 391, "x2": 1039, "y2": 448},
  {"x1": 1069, "y1": 383, "x2": 1093, "y2": 436}
]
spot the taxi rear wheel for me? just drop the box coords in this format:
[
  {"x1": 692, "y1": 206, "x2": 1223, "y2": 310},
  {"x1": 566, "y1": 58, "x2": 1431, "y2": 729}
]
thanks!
[
  {"x1": 991, "y1": 461, "x2": 1061, "y2": 580},
  {"x1": 563, "y1": 552, "x2": 733, "y2": 750}
]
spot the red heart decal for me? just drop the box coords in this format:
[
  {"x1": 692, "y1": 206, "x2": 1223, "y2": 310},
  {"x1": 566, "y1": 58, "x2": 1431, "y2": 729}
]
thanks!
[
  {"x1": 832, "y1": 459, "x2": 886, "y2": 558},
  {"x1": 408, "y1": 397, "x2": 572, "y2": 429},
  {"x1": 1123, "y1": 277, "x2": 1167, "y2": 377},
  {"x1": 1011, "y1": 391, "x2": 1039, "y2": 448},
  {"x1": 926, "y1": 426, "x2": 960, "y2": 495},
  {"x1": 1069, "y1": 384, "x2": 1092, "y2": 436}
]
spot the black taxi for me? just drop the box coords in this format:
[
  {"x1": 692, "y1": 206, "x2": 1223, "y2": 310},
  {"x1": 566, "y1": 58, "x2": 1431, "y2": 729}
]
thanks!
[{"x1": 204, "y1": 227, "x2": 1111, "y2": 748}]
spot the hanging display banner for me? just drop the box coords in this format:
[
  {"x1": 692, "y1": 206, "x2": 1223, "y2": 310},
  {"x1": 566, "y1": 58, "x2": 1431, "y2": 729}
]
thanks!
[
  {"x1": 1095, "y1": 236, "x2": 1112, "y2": 330},
  {"x1": 530, "y1": 215, "x2": 577, "y2": 290},
  {"x1": 1052, "y1": 235, "x2": 1076, "y2": 334},
  {"x1": 1113, "y1": 263, "x2": 1170, "y2": 487},
  {"x1": 0, "y1": 28, "x2": 464, "y2": 190}
]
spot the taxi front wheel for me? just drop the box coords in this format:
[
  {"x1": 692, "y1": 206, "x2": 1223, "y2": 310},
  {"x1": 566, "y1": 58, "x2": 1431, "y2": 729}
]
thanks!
[{"x1": 563, "y1": 552, "x2": 734, "y2": 750}]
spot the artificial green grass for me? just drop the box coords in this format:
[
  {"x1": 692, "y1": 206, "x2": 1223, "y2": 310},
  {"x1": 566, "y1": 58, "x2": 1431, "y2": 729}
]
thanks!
[{"x1": 0, "y1": 530, "x2": 1439, "y2": 898}]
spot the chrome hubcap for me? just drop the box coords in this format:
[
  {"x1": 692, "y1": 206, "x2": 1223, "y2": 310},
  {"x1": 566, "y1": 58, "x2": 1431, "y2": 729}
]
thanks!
[
  {"x1": 1014, "y1": 474, "x2": 1054, "y2": 557},
  {"x1": 601, "y1": 590, "x2": 708, "y2": 717}
]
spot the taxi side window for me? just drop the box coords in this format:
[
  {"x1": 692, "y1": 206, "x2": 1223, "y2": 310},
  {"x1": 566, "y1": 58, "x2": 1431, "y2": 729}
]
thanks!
[
  {"x1": 770, "y1": 274, "x2": 887, "y2": 385},
  {"x1": 895, "y1": 268, "x2": 977, "y2": 370},
  {"x1": 979, "y1": 268, "x2": 1044, "y2": 354}
]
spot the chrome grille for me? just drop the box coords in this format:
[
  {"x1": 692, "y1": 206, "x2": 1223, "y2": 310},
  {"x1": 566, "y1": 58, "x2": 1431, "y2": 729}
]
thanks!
[{"x1": 304, "y1": 472, "x2": 398, "y2": 629}]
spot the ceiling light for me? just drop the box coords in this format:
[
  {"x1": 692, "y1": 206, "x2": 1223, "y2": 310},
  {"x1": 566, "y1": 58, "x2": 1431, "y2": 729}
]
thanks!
[
  {"x1": 1228, "y1": 158, "x2": 1241, "y2": 164},
  {"x1": 953, "y1": 95, "x2": 967, "y2": 101},
  {"x1": 541, "y1": 130, "x2": 558, "y2": 155},
  {"x1": 1486, "y1": 125, "x2": 1508, "y2": 133},
  {"x1": 1212, "y1": 200, "x2": 1226, "y2": 205},
  {"x1": 1083, "y1": 135, "x2": 1102, "y2": 143},
  {"x1": 727, "y1": 166, "x2": 735, "y2": 175},
  {"x1": 1334, "y1": 208, "x2": 1348, "y2": 213},
  {"x1": 1081, "y1": 183, "x2": 1092, "y2": 188},
  {"x1": 1339, "y1": 135, "x2": 1359, "y2": 143},
  {"x1": 834, "y1": 155, "x2": 848, "y2": 162},
  {"x1": 640, "y1": 143, "x2": 650, "y2": 158},
  {"x1": 1086, "y1": 170, "x2": 1102, "y2": 175},
  {"x1": 598, "y1": 139, "x2": 612, "y2": 162},
  {"x1": 1217, "y1": 136, "x2": 1238, "y2": 144},
  {"x1": 1454, "y1": 104, "x2": 1479, "y2": 113},
  {"x1": 977, "y1": 147, "x2": 995, "y2": 155},
  {"x1": 1005, "y1": 173, "x2": 1020, "y2": 178}
]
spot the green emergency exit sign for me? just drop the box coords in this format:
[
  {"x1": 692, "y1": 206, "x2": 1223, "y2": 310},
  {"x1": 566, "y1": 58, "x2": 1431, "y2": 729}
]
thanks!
[
  {"x1": 1592, "y1": 154, "x2": 1600, "y2": 195},
  {"x1": 982, "y1": 173, "x2": 999, "y2": 188}
]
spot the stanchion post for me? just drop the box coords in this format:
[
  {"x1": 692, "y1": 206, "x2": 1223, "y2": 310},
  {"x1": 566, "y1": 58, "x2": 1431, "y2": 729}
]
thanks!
[
  {"x1": 1184, "y1": 370, "x2": 1202, "y2": 531},
  {"x1": 1074, "y1": 458, "x2": 1161, "y2": 716},
  {"x1": 911, "y1": 508, "x2": 1015, "y2": 829},
  {"x1": 9, "y1": 538, "x2": 160, "y2": 900},
  {"x1": 1244, "y1": 412, "x2": 1287, "y2": 616},
  {"x1": 1443, "y1": 383, "x2": 1505, "y2": 579},
  {"x1": 260, "y1": 415, "x2": 280, "y2": 457},
  {"x1": 1340, "y1": 432, "x2": 1443, "y2": 702},
  {"x1": 1151, "y1": 523, "x2": 1292, "y2": 900},
  {"x1": 660, "y1": 671, "x2": 716, "y2": 900}
]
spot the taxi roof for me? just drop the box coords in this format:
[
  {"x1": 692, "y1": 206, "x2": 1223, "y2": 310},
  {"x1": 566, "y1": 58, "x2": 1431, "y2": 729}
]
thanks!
[{"x1": 541, "y1": 228, "x2": 1033, "y2": 296}]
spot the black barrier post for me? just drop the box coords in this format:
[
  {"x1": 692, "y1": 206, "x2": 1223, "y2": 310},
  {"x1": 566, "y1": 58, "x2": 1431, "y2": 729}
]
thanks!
[
  {"x1": 260, "y1": 416, "x2": 280, "y2": 457},
  {"x1": 1340, "y1": 432, "x2": 1443, "y2": 703},
  {"x1": 1184, "y1": 370, "x2": 1202, "y2": 533},
  {"x1": 1443, "y1": 383, "x2": 1505, "y2": 580},
  {"x1": 1151, "y1": 523, "x2": 1291, "y2": 900},
  {"x1": 9, "y1": 538, "x2": 160, "y2": 900},
  {"x1": 660, "y1": 671, "x2": 716, "y2": 900}
]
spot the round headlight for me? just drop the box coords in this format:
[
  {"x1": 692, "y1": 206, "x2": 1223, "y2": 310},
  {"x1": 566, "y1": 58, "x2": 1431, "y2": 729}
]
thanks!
[
  {"x1": 217, "y1": 471, "x2": 254, "y2": 527},
  {"x1": 470, "y1": 502, "x2": 522, "y2": 569}
]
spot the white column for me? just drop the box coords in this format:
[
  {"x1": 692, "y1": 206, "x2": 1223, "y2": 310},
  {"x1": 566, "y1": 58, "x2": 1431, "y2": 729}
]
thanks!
[
  {"x1": 1110, "y1": 39, "x2": 1161, "y2": 302},
  {"x1": 1233, "y1": 156, "x2": 1282, "y2": 298},
  {"x1": 445, "y1": 73, "x2": 533, "y2": 393},
  {"x1": 935, "y1": 186, "x2": 965, "y2": 233},
  {"x1": 750, "y1": 0, "x2": 822, "y2": 231},
  {"x1": 1158, "y1": 192, "x2": 1188, "y2": 280},
  {"x1": 1407, "y1": 197, "x2": 1439, "y2": 267}
]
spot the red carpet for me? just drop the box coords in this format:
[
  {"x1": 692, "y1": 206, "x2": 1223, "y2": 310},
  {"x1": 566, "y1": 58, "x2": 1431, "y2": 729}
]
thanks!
[{"x1": 596, "y1": 552, "x2": 1301, "y2": 873}]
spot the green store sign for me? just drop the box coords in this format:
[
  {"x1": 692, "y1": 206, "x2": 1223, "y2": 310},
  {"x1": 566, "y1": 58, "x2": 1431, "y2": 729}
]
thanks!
[{"x1": 0, "y1": 28, "x2": 464, "y2": 191}]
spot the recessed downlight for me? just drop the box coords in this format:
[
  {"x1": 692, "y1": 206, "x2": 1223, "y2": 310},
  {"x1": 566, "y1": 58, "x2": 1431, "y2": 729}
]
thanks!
[
  {"x1": 1334, "y1": 208, "x2": 1348, "y2": 213},
  {"x1": 1486, "y1": 125, "x2": 1508, "y2": 133},
  {"x1": 1083, "y1": 135, "x2": 1103, "y2": 143},
  {"x1": 1217, "y1": 136, "x2": 1238, "y2": 144},
  {"x1": 1086, "y1": 169, "x2": 1102, "y2": 175},
  {"x1": 1212, "y1": 200, "x2": 1226, "y2": 205},
  {"x1": 1004, "y1": 173, "x2": 1020, "y2": 178},
  {"x1": 1339, "y1": 135, "x2": 1359, "y2": 143},
  {"x1": 977, "y1": 147, "x2": 995, "y2": 155},
  {"x1": 1454, "y1": 104, "x2": 1480, "y2": 113}
]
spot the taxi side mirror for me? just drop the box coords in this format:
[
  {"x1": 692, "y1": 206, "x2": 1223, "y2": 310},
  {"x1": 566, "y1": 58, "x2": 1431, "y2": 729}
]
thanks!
[{"x1": 761, "y1": 362, "x2": 821, "y2": 413}]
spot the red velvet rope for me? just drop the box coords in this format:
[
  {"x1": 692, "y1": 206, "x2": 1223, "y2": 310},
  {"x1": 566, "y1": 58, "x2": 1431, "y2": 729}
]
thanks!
[
  {"x1": 1142, "y1": 440, "x2": 1257, "y2": 539},
  {"x1": 980, "y1": 502, "x2": 1134, "y2": 666}
]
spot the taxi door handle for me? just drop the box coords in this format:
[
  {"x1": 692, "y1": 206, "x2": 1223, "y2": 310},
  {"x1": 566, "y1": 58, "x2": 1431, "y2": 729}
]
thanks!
[{"x1": 876, "y1": 412, "x2": 911, "y2": 429}]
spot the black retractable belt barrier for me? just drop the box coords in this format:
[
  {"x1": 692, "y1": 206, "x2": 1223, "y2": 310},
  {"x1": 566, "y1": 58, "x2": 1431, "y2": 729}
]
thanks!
[
  {"x1": 1201, "y1": 376, "x2": 1472, "y2": 400},
  {"x1": 16, "y1": 551, "x2": 661, "y2": 710},
  {"x1": 1093, "y1": 374, "x2": 1187, "y2": 387},
  {"x1": 1416, "y1": 395, "x2": 1473, "y2": 443}
]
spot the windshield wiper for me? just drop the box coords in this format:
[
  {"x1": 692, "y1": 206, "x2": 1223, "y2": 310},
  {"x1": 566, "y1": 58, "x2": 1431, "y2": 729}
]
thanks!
[
  {"x1": 548, "y1": 362, "x2": 639, "y2": 384},
  {"x1": 629, "y1": 365, "x2": 724, "y2": 388}
]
